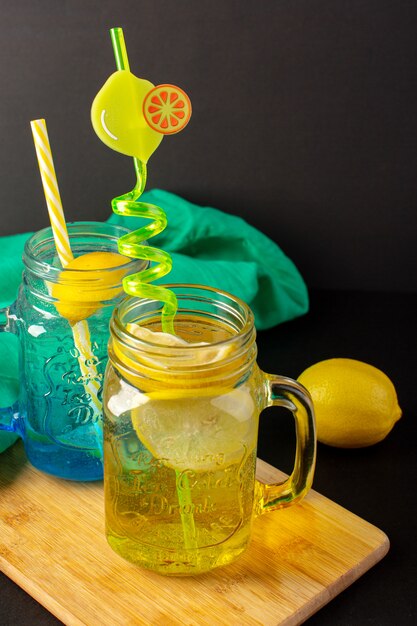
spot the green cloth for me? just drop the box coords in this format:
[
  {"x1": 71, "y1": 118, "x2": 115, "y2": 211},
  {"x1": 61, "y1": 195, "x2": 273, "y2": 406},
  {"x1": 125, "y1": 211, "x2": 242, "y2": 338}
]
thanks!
[
  {"x1": 109, "y1": 190, "x2": 309, "y2": 328},
  {"x1": 0, "y1": 189, "x2": 308, "y2": 452}
]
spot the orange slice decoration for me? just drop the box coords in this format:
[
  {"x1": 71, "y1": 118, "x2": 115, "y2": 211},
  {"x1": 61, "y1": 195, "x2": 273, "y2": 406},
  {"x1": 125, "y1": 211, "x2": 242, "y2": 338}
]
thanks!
[{"x1": 143, "y1": 84, "x2": 192, "y2": 135}]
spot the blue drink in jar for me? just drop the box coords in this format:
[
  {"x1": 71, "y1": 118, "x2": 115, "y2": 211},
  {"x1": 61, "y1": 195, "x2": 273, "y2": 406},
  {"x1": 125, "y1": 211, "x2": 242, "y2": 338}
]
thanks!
[{"x1": 0, "y1": 222, "x2": 144, "y2": 481}]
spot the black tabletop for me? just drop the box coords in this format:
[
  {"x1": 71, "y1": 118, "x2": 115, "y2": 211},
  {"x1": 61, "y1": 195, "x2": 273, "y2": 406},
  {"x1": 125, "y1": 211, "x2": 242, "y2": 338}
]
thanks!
[{"x1": 1, "y1": 289, "x2": 416, "y2": 625}]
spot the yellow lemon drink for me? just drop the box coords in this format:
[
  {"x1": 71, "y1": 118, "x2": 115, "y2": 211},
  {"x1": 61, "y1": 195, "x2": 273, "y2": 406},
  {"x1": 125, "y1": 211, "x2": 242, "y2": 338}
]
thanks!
[{"x1": 103, "y1": 314, "x2": 260, "y2": 575}]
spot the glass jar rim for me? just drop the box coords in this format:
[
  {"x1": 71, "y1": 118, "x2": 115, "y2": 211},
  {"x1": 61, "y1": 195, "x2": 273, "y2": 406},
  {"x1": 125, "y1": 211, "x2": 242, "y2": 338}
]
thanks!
[
  {"x1": 23, "y1": 221, "x2": 144, "y2": 283},
  {"x1": 111, "y1": 284, "x2": 255, "y2": 354}
]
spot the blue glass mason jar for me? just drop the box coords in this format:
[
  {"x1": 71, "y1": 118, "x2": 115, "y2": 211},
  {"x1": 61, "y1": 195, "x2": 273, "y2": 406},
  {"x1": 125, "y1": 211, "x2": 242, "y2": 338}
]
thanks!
[{"x1": 0, "y1": 221, "x2": 144, "y2": 481}]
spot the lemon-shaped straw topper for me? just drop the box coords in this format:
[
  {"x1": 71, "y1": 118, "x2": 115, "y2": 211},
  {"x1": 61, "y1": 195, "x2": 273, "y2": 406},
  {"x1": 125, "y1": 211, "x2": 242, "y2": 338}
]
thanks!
[
  {"x1": 91, "y1": 27, "x2": 192, "y2": 334},
  {"x1": 91, "y1": 34, "x2": 191, "y2": 163},
  {"x1": 91, "y1": 71, "x2": 162, "y2": 163},
  {"x1": 92, "y1": 75, "x2": 192, "y2": 162}
]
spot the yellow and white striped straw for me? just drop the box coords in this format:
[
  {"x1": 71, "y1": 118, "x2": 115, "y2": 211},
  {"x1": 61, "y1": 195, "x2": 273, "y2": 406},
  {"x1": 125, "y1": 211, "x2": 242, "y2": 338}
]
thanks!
[
  {"x1": 30, "y1": 118, "x2": 103, "y2": 452},
  {"x1": 30, "y1": 119, "x2": 73, "y2": 267}
]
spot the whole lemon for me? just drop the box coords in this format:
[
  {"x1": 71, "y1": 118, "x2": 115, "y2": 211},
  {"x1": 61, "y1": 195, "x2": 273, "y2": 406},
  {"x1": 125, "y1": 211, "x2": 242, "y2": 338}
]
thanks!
[
  {"x1": 52, "y1": 251, "x2": 131, "y2": 324},
  {"x1": 297, "y1": 358, "x2": 402, "y2": 447}
]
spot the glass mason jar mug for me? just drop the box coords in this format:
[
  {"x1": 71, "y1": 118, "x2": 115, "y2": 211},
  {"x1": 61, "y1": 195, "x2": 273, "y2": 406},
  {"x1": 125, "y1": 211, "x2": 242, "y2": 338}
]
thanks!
[
  {"x1": 0, "y1": 222, "x2": 144, "y2": 481},
  {"x1": 103, "y1": 284, "x2": 316, "y2": 575}
]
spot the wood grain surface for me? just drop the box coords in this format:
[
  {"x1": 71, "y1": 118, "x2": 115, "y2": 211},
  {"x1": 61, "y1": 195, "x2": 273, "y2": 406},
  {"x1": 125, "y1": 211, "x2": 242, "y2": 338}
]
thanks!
[{"x1": 0, "y1": 441, "x2": 389, "y2": 625}]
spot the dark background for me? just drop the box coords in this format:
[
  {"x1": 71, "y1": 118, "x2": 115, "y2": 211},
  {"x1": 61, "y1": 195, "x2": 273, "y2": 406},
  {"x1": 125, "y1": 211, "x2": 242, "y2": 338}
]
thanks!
[
  {"x1": 0, "y1": 0, "x2": 416, "y2": 292},
  {"x1": 0, "y1": 1, "x2": 416, "y2": 625}
]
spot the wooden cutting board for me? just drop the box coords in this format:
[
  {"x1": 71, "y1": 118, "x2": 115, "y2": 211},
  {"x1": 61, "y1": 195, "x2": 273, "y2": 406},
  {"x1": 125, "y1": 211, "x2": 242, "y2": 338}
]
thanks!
[{"x1": 0, "y1": 441, "x2": 388, "y2": 626}]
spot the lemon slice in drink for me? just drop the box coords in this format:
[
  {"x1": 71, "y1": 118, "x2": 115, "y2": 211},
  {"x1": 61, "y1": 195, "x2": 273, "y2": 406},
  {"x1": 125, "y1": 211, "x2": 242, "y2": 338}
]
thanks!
[
  {"x1": 53, "y1": 251, "x2": 131, "y2": 323},
  {"x1": 126, "y1": 324, "x2": 255, "y2": 470},
  {"x1": 126, "y1": 323, "x2": 232, "y2": 364},
  {"x1": 131, "y1": 387, "x2": 256, "y2": 472},
  {"x1": 113, "y1": 324, "x2": 237, "y2": 394}
]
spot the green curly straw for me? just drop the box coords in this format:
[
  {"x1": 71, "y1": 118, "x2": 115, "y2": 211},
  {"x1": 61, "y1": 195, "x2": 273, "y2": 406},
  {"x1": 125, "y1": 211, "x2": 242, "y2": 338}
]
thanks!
[
  {"x1": 110, "y1": 27, "x2": 178, "y2": 335},
  {"x1": 110, "y1": 27, "x2": 197, "y2": 551}
]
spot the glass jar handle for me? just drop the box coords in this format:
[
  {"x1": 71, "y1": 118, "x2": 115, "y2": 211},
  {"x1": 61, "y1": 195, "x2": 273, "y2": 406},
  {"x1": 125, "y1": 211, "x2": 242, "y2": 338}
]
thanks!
[
  {"x1": 255, "y1": 373, "x2": 316, "y2": 514},
  {"x1": 0, "y1": 305, "x2": 8, "y2": 329},
  {"x1": 0, "y1": 306, "x2": 20, "y2": 432}
]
